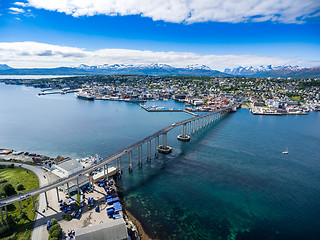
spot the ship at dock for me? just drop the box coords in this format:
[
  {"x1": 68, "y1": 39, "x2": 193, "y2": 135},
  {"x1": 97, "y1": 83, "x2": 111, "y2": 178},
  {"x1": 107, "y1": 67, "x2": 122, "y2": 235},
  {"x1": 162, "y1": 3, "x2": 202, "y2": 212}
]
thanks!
[{"x1": 76, "y1": 91, "x2": 95, "y2": 101}]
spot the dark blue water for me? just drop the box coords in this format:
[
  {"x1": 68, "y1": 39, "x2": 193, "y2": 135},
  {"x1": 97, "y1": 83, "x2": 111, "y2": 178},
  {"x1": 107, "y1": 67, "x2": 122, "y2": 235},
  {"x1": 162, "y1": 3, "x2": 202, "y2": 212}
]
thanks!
[{"x1": 1, "y1": 83, "x2": 320, "y2": 239}]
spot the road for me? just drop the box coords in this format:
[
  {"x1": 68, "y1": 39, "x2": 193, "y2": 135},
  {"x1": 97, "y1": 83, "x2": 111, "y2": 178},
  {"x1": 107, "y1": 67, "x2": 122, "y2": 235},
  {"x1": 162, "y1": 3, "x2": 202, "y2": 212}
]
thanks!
[{"x1": 0, "y1": 162, "x2": 58, "y2": 240}]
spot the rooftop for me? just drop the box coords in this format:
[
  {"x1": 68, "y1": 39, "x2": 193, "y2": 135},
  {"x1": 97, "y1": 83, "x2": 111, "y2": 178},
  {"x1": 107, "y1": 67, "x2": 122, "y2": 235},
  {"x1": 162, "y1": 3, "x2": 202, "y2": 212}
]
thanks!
[
  {"x1": 56, "y1": 159, "x2": 83, "y2": 172},
  {"x1": 76, "y1": 218, "x2": 128, "y2": 240}
]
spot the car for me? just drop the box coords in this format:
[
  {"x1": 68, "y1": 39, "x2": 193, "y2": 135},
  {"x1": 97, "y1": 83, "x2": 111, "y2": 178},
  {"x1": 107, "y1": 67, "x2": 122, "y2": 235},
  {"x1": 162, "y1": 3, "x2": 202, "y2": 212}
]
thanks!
[
  {"x1": 172, "y1": 123, "x2": 176, "y2": 126},
  {"x1": 20, "y1": 196, "x2": 25, "y2": 199},
  {"x1": 42, "y1": 208, "x2": 45, "y2": 213},
  {"x1": 26, "y1": 194, "x2": 31, "y2": 197}
]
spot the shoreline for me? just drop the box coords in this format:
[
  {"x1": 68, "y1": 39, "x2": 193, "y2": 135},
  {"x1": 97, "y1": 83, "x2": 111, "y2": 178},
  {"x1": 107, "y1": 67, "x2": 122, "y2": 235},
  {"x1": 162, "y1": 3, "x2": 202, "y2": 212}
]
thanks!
[
  {"x1": 124, "y1": 209, "x2": 154, "y2": 240},
  {"x1": 115, "y1": 180, "x2": 154, "y2": 240}
]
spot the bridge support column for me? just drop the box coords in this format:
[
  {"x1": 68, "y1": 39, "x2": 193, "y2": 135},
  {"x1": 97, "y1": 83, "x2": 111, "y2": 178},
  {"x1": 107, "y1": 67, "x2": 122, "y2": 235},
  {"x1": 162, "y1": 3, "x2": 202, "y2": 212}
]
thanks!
[
  {"x1": 56, "y1": 187, "x2": 60, "y2": 202},
  {"x1": 1, "y1": 207, "x2": 3, "y2": 221},
  {"x1": 4, "y1": 206, "x2": 8, "y2": 218},
  {"x1": 67, "y1": 182, "x2": 70, "y2": 196},
  {"x1": 18, "y1": 201, "x2": 22, "y2": 213},
  {"x1": 32, "y1": 196, "x2": 36, "y2": 212},
  {"x1": 157, "y1": 132, "x2": 172, "y2": 154},
  {"x1": 140, "y1": 146, "x2": 142, "y2": 163},
  {"x1": 149, "y1": 140, "x2": 152, "y2": 160},
  {"x1": 147, "y1": 140, "x2": 151, "y2": 161},
  {"x1": 177, "y1": 124, "x2": 190, "y2": 141},
  {"x1": 138, "y1": 145, "x2": 141, "y2": 166},
  {"x1": 44, "y1": 191, "x2": 49, "y2": 207},
  {"x1": 128, "y1": 151, "x2": 133, "y2": 171},
  {"x1": 106, "y1": 163, "x2": 109, "y2": 180},
  {"x1": 77, "y1": 178, "x2": 80, "y2": 195},
  {"x1": 192, "y1": 120, "x2": 195, "y2": 134},
  {"x1": 154, "y1": 137, "x2": 158, "y2": 157},
  {"x1": 140, "y1": 145, "x2": 143, "y2": 165},
  {"x1": 118, "y1": 157, "x2": 122, "y2": 177}
]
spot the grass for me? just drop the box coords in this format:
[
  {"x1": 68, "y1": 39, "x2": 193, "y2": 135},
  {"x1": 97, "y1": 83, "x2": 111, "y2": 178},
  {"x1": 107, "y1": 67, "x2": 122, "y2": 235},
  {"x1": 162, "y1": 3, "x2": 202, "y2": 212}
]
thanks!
[
  {"x1": 0, "y1": 166, "x2": 39, "y2": 240},
  {"x1": 289, "y1": 96, "x2": 304, "y2": 102}
]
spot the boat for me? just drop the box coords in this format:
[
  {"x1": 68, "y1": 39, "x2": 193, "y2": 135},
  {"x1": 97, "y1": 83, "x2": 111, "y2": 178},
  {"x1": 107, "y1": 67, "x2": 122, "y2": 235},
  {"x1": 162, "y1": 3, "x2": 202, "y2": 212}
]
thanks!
[
  {"x1": 282, "y1": 147, "x2": 288, "y2": 154},
  {"x1": 76, "y1": 91, "x2": 94, "y2": 100}
]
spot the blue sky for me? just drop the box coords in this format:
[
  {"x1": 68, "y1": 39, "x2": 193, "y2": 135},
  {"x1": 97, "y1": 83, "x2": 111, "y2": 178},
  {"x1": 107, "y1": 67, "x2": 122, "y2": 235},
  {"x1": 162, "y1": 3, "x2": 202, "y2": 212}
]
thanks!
[{"x1": 0, "y1": 0, "x2": 320, "y2": 70}]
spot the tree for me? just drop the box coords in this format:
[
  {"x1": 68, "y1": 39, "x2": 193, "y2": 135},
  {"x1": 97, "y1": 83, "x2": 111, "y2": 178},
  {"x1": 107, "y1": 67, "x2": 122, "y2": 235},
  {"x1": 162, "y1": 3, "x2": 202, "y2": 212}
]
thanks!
[
  {"x1": 50, "y1": 228, "x2": 61, "y2": 238},
  {"x1": 48, "y1": 224, "x2": 61, "y2": 235},
  {"x1": 50, "y1": 218, "x2": 57, "y2": 226},
  {"x1": 8, "y1": 164, "x2": 14, "y2": 169},
  {"x1": 4, "y1": 184, "x2": 16, "y2": 196},
  {"x1": 17, "y1": 184, "x2": 25, "y2": 191}
]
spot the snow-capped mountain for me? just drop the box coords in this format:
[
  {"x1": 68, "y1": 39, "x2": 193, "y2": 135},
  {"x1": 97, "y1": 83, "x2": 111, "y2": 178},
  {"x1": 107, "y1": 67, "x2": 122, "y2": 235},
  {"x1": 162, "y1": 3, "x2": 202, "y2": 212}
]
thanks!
[
  {"x1": 224, "y1": 65, "x2": 304, "y2": 75},
  {"x1": 76, "y1": 63, "x2": 211, "y2": 71},
  {"x1": 0, "y1": 64, "x2": 13, "y2": 70},
  {"x1": 73, "y1": 63, "x2": 232, "y2": 77},
  {"x1": 74, "y1": 63, "x2": 224, "y2": 76},
  {"x1": 185, "y1": 64, "x2": 212, "y2": 70},
  {"x1": 0, "y1": 63, "x2": 318, "y2": 78}
]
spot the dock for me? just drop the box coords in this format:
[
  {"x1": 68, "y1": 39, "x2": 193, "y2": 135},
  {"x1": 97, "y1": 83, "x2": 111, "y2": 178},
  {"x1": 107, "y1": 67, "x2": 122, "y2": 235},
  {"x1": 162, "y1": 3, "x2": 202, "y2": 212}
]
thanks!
[{"x1": 140, "y1": 104, "x2": 198, "y2": 116}]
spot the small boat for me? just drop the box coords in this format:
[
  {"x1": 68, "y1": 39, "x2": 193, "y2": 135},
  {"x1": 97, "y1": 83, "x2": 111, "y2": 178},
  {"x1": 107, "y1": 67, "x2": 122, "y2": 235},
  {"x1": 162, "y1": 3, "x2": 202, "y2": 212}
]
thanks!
[{"x1": 282, "y1": 148, "x2": 288, "y2": 154}]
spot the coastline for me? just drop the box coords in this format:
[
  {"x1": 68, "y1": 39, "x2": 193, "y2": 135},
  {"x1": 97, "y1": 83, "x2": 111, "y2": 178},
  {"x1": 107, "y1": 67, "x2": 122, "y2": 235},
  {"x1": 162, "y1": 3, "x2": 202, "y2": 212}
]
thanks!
[
  {"x1": 124, "y1": 209, "x2": 154, "y2": 240},
  {"x1": 115, "y1": 180, "x2": 154, "y2": 240}
]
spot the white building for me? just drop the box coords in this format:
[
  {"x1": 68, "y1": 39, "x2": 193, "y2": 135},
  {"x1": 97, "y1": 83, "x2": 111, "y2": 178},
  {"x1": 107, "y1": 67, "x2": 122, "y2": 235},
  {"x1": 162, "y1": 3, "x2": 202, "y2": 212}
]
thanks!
[
  {"x1": 76, "y1": 218, "x2": 128, "y2": 240},
  {"x1": 54, "y1": 159, "x2": 83, "y2": 178}
]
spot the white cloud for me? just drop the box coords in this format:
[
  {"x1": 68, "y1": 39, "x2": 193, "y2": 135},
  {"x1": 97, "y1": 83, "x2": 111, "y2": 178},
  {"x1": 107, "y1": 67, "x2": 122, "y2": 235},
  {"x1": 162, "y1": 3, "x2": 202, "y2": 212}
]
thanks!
[
  {"x1": 14, "y1": 2, "x2": 29, "y2": 7},
  {"x1": 0, "y1": 41, "x2": 318, "y2": 70},
  {"x1": 9, "y1": 7, "x2": 25, "y2": 14},
  {"x1": 25, "y1": 0, "x2": 320, "y2": 23}
]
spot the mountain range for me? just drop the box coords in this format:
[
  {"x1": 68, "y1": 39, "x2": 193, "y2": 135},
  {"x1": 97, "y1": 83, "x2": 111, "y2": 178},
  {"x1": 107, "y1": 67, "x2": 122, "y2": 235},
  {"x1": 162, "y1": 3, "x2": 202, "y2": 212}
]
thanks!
[
  {"x1": 0, "y1": 63, "x2": 319, "y2": 78},
  {"x1": 223, "y1": 65, "x2": 303, "y2": 75}
]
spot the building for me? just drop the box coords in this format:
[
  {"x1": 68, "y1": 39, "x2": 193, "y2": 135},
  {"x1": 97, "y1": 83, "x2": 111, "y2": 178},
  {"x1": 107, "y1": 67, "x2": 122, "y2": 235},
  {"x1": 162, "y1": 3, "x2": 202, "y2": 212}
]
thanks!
[
  {"x1": 54, "y1": 159, "x2": 83, "y2": 178},
  {"x1": 76, "y1": 218, "x2": 128, "y2": 240}
]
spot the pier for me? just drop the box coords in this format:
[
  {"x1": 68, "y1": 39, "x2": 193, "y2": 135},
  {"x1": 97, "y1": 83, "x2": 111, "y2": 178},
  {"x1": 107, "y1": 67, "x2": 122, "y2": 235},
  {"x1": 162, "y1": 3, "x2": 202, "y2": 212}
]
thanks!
[
  {"x1": 140, "y1": 103, "x2": 198, "y2": 116},
  {"x1": 0, "y1": 104, "x2": 237, "y2": 213}
]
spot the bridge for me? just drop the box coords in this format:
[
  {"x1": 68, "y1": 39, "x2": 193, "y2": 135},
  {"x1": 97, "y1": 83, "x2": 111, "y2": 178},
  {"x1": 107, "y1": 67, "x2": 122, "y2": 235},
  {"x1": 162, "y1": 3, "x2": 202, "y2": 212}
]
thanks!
[{"x1": 0, "y1": 104, "x2": 237, "y2": 219}]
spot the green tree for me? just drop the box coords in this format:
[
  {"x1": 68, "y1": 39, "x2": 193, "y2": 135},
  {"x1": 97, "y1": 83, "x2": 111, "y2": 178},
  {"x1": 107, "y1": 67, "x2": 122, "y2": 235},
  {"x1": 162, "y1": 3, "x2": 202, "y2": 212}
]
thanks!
[
  {"x1": 50, "y1": 218, "x2": 58, "y2": 226},
  {"x1": 4, "y1": 184, "x2": 17, "y2": 196},
  {"x1": 48, "y1": 224, "x2": 61, "y2": 235},
  {"x1": 17, "y1": 184, "x2": 25, "y2": 191},
  {"x1": 8, "y1": 164, "x2": 14, "y2": 169}
]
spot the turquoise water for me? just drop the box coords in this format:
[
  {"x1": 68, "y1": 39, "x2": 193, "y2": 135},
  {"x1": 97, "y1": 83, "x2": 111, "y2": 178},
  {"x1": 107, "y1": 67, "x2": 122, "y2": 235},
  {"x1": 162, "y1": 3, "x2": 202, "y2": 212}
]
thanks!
[{"x1": 1, "y1": 83, "x2": 320, "y2": 239}]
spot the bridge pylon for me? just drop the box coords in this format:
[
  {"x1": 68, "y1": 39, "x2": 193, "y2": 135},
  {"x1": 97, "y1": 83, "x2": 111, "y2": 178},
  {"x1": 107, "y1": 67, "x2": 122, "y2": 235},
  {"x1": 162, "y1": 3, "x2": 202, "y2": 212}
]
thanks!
[
  {"x1": 177, "y1": 124, "x2": 190, "y2": 141},
  {"x1": 157, "y1": 132, "x2": 172, "y2": 154}
]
